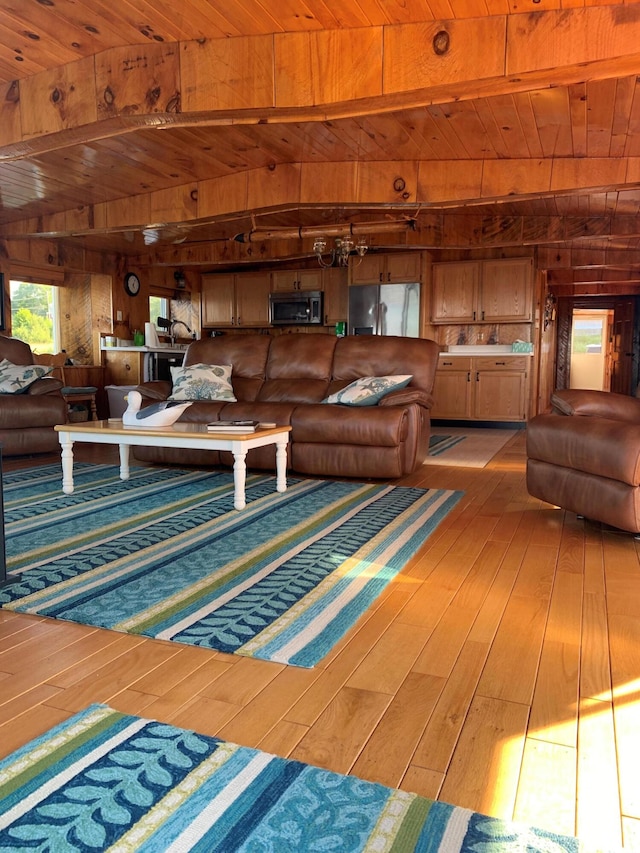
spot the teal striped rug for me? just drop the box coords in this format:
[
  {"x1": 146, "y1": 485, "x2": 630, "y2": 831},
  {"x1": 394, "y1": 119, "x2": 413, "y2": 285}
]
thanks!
[
  {"x1": 0, "y1": 704, "x2": 609, "y2": 852},
  {"x1": 429, "y1": 433, "x2": 466, "y2": 455},
  {"x1": 0, "y1": 464, "x2": 462, "y2": 668}
]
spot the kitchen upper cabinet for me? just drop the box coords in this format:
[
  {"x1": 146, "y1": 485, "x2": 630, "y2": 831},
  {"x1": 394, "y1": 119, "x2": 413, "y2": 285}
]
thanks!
[
  {"x1": 202, "y1": 274, "x2": 234, "y2": 327},
  {"x1": 201, "y1": 272, "x2": 270, "y2": 327},
  {"x1": 480, "y1": 258, "x2": 533, "y2": 322},
  {"x1": 431, "y1": 258, "x2": 532, "y2": 324},
  {"x1": 271, "y1": 269, "x2": 323, "y2": 292},
  {"x1": 431, "y1": 262, "x2": 479, "y2": 324},
  {"x1": 350, "y1": 252, "x2": 422, "y2": 284},
  {"x1": 322, "y1": 267, "x2": 348, "y2": 326}
]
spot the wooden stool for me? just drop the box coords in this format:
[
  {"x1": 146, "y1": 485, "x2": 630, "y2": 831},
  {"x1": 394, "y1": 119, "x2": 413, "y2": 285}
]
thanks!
[{"x1": 61, "y1": 386, "x2": 99, "y2": 421}]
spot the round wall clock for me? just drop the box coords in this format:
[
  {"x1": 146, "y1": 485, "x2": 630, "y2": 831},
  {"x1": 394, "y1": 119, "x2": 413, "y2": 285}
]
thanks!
[{"x1": 124, "y1": 272, "x2": 141, "y2": 296}]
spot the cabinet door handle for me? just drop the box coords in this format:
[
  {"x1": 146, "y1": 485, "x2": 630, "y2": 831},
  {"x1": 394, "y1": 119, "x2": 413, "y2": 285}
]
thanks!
[
  {"x1": 473, "y1": 311, "x2": 476, "y2": 321},
  {"x1": 495, "y1": 361, "x2": 506, "y2": 365},
  {"x1": 442, "y1": 360, "x2": 454, "y2": 365},
  {"x1": 467, "y1": 372, "x2": 471, "y2": 382},
  {"x1": 476, "y1": 372, "x2": 480, "y2": 381},
  {"x1": 481, "y1": 310, "x2": 485, "y2": 320}
]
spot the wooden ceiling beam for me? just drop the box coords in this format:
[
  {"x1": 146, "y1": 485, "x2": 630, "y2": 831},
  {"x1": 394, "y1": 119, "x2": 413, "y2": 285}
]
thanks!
[{"x1": 1, "y1": 7, "x2": 639, "y2": 159}]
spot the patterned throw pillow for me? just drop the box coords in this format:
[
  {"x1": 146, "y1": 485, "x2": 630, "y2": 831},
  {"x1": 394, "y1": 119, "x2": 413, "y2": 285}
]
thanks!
[
  {"x1": 0, "y1": 359, "x2": 52, "y2": 394},
  {"x1": 323, "y1": 375, "x2": 413, "y2": 406},
  {"x1": 168, "y1": 363, "x2": 237, "y2": 401}
]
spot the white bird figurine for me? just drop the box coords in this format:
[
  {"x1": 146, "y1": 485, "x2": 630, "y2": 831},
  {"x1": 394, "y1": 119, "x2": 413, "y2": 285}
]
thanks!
[{"x1": 122, "y1": 390, "x2": 192, "y2": 427}]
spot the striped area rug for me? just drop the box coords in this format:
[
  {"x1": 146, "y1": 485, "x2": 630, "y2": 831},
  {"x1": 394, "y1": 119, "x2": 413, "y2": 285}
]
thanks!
[
  {"x1": 0, "y1": 704, "x2": 608, "y2": 852},
  {"x1": 0, "y1": 463, "x2": 462, "y2": 668}
]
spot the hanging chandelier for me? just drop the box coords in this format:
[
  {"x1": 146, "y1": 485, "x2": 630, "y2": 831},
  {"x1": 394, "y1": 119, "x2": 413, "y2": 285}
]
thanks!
[{"x1": 313, "y1": 235, "x2": 368, "y2": 268}]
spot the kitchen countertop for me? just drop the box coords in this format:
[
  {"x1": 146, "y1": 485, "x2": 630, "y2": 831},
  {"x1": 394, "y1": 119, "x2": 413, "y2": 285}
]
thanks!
[
  {"x1": 440, "y1": 345, "x2": 533, "y2": 356},
  {"x1": 100, "y1": 345, "x2": 189, "y2": 354}
]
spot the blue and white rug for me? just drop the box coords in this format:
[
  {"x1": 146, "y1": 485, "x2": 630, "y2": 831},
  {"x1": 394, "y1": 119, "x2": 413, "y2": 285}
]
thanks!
[
  {"x1": 0, "y1": 463, "x2": 462, "y2": 667},
  {"x1": 0, "y1": 704, "x2": 613, "y2": 852}
]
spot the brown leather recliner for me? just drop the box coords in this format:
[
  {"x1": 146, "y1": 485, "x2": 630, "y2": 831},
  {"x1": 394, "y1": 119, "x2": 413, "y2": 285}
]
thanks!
[
  {"x1": 0, "y1": 334, "x2": 68, "y2": 456},
  {"x1": 526, "y1": 389, "x2": 640, "y2": 534}
]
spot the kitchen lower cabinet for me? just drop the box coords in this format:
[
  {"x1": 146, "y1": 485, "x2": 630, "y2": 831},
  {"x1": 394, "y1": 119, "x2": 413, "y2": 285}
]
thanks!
[{"x1": 431, "y1": 356, "x2": 529, "y2": 422}]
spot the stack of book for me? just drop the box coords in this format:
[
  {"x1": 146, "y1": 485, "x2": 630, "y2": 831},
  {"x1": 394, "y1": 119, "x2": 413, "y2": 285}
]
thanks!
[{"x1": 206, "y1": 420, "x2": 260, "y2": 433}]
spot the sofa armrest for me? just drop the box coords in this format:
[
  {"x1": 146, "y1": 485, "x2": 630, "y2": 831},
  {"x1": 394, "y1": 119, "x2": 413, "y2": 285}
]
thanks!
[
  {"x1": 378, "y1": 388, "x2": 434, "y2": 409},
  {"x1": 551, "y1": 389, "x2": 640, "y2": 423},
  {"x1": 27, "y1": 377, "x2": 64, "y2": 396},
  {"x1": 136, "y1": 381, "x2": 172, "y2": 401}
]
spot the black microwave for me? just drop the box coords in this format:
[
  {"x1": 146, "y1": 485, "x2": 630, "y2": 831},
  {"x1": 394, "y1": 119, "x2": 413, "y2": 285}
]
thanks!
[{"x1": 269, "y1": 291, "x2": 323, "y2": 325}]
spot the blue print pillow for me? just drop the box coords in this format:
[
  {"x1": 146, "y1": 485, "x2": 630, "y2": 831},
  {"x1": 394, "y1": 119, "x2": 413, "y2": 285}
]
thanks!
[
  {"x1": 323, "y1": 375, "x2": 412, "y2": 406},
  {"x1": 0, "y1": 359, "x2": 52, "y2": 394},
  {"x1": 169, "y1": 363, "x2": 237, "y2": 401}
]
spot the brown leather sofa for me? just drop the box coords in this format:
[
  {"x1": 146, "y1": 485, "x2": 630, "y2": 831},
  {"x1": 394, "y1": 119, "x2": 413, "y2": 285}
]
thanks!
[
  {"x1": 526, "y1": 388, "x2": 640, "y2": 534},
  {"x1": 134, "y1": 333, "x2": 441, "y2": 479},
  {"x1": 0, "y1": 334, "x2": 68, "y2": 456}
]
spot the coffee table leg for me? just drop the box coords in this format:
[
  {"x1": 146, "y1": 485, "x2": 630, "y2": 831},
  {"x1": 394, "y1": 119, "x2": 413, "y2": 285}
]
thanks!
[
  {"x1": 232, "y1": 449, "x2": 247, "y2": 510},
  {"x1": 119, "y1": 444, "x2": 131, "y2": 481},
  {"x1": 275, "y1": 438, "x2": 288, "y2": 493},
  {"x1": 59, "y1": 434, "x2": 75, "y2": 494}
]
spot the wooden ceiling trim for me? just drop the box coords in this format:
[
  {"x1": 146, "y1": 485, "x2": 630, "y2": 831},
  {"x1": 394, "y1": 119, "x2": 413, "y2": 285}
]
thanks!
[
  {"x1": 274, "y1": 28, "x2": 384, "y2": 108},
  {"x1": 506, "y1": 6, "x2": 640, "y2": 75}
]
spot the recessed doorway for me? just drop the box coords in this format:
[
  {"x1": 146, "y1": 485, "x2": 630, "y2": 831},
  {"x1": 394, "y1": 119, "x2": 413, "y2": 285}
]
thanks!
[{"x1": 569, "y1": 309, "x2": 612, "y2": 391}]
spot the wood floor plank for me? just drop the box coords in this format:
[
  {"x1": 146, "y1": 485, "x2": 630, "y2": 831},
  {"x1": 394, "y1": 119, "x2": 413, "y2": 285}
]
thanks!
[
  {"x1": 411, "y1": 640, "x2": 490, "y2": 773},
  {"x1": 528, "y1": 571, "x2": 582, "y2": 747},
  {"x1": 0, "y1": 703, "x2": 71, "y2": 760},
  {"x1": 576, "y1": 697, "x2": 622, "y2": 848},
  {"x1": 291, "y1": 685, "x2": 391, "y2": 775},
  {"x1": 350, "y1": 671, "x2": 445, "y2": 788},
  {"x1": 513, "y1": 737, "x2": 576, "y2": 836},
  {"x1": 437, "y1": 694, "x2": 530, "y2": 819}
]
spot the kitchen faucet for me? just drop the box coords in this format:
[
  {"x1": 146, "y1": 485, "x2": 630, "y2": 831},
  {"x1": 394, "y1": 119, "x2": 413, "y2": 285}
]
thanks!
[{"x1": 169, "y1": 319, "x2": 192, "y2": 345}]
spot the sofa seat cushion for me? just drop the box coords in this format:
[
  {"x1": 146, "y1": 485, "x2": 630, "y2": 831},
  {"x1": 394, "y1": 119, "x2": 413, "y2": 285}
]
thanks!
[
  {"x1": 527, "y1": 413, "x2": 640, "y2": 487},
  {"x1": 218, "y1": 401, "x2": 297, "y2": 424},
  {"x1": 292, "y1": 404, "x2": 408, "y2": 447}
]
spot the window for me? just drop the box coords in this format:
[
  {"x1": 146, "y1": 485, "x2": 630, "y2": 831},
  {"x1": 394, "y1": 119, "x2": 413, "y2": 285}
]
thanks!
[
  {"x1": 10, "y1": 280, "x2": 59, "y2": 353},
  {"x1": 149, "y1": 295, "x2": 169, "y2": 328}
]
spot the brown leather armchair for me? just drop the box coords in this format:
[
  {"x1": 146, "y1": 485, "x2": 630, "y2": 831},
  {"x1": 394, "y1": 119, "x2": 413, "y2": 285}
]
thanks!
[
  {"x1": 526, "y1": 389, "x2": 640, "y2": 534},
  {"x1": 0, "y1": 334, "x2": 68, "y2": 456}
]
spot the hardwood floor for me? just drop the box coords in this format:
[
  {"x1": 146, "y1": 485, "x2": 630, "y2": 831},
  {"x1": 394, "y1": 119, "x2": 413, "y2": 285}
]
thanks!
[{"x1": 1, "y1": 434, "x2": 638, "y2": 849}]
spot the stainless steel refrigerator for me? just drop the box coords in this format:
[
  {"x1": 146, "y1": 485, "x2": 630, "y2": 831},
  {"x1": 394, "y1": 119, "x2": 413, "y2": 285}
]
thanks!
[{"x1": 348, "y1": 282, "x2": 420, "y2": 336}]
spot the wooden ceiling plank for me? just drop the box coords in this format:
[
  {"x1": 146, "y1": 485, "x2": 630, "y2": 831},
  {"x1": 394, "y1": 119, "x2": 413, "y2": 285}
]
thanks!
[
  {"x1": 609, "y1": 76, "x2": 637, "y2": 159},
  {"x1": 424, "y1": 104, "x2": 477, "y2": 159},
  {"x1": 431, "y1": 101, "x2": 499, "y2": 159},
  {"x1": 390, "y1": 109, "x2": 440, "y2": 161},
  {"x1": 529, "y1": 88, "x2": 574, "y2": 158},
  {"x1": 511, "y1": 93, "x2": 545, "y2": 159},
  {"x1": 568, "y1": 82, "x2": 587, "y2": 158},
  {"x1": 475, "y1": 96, "x2": 525, "y2": 159},
  {"x1": 622, "y1": 78, "x2": 640, "y2": 158},
  {"x1": 586, "y1": 78, "x2": 617, "y2": 158}
]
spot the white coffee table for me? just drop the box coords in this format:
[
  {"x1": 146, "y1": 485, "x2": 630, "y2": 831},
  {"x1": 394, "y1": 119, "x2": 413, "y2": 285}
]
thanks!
[{"x1": 54, "y1": 421, "x2": 291, "y2": 510}]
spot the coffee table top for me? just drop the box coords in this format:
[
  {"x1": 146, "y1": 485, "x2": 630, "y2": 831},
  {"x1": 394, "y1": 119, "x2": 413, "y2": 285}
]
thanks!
[{"x1": 55, "y1": 420, "x2": 291, "y2": 441}]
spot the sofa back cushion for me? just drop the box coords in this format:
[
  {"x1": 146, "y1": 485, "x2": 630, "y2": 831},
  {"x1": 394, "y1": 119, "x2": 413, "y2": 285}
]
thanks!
[
  {"x1": 0, "y1": 334, "x2": 34, "y2": 367},
  {"x1": 184, "y1": 336, "x2": 271, "y2": 401},
  {"x1": 328, "y1": 336, "x2": 441, "y2": 396},
  {"x1": 258, "y1": 334, "x2": 337, "y2": 403}
]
